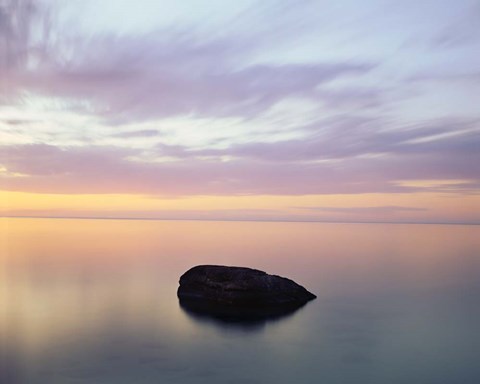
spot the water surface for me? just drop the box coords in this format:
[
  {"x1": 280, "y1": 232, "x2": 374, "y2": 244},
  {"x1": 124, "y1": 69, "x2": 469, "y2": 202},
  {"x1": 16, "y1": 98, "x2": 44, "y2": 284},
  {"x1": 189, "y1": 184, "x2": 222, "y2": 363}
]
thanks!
[{"x1": 1, "y1": 218, "x2": 479, "y2": 383}]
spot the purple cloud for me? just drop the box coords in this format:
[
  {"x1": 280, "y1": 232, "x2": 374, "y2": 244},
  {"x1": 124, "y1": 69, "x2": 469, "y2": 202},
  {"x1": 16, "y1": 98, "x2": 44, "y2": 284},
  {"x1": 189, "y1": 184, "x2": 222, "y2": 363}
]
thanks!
[
  {"x1": 294, "y1": 206, "x2": 428, "y2": 213},
  {"x1": 154, "y1": 117, "x2": 480, "y2": 170},
  {"x1": 112, "y1": 129, "x2": 160, "y2": 139},
  {"x1": 1, "y1": 0, "x2": 478, "y2": 206},
  {"x1": 22, "y1": 50, "x2": 374, "y2": 122},
  {"x1": 1, "y1": 119, "x2": 479, "y2": 197},
  {"x1": 431, "y1": 2, "x2": 480, "y2": 49},
  {"x1": 1, "y1": 2, "x2": 377, "y2": 122}
]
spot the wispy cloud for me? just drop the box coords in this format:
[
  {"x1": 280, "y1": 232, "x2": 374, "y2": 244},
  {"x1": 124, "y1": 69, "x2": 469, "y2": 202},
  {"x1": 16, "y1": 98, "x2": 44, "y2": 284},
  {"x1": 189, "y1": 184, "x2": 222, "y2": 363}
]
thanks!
[
  {"x1": 112, "y1": 129, "x2": 160, "y2": 139},
  {"x1": 1, "y1": 117, "x2": 479, "y2": 196},
  {"x1": 0, "y1": 0, "x2": 479, "y2": 222},
  {"x1": 294, "y1": 206, "x2": 428, "y2": 213}
]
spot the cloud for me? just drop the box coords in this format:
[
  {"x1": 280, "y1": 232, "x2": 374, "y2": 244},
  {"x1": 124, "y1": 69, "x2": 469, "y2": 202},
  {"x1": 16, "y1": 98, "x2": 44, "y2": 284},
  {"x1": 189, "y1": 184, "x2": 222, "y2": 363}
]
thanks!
[
  {"x1": 1, "y1": 118, "x2": 38, "y2": 125},
  {"x1": 154, "y1": 116, "x2": 480, "y2": 172},
  {"x1": 23, "y1": 47, "x2": 373, "y2": 122},
  {"x1": 1, "y1": 1, "x2": 376, "y2": 123},
  {"x1": 1, "y1": 117, "x2": 479, "y2": 196},
  {"x1": 430, "y1": 2, "x2": 480, "y2": 49},
  {"x1": 294, "y1": 206, "x2": 428, "y2": 213},
  {"x1": 112, "y1": 129, "x2": 160, "y2": 139},
  {"x1": 0, "y1": 0, "x2": 478, "y2": 205},
  {"x1": 0, "y1": 143, "x2": 404, "y2": 195}
]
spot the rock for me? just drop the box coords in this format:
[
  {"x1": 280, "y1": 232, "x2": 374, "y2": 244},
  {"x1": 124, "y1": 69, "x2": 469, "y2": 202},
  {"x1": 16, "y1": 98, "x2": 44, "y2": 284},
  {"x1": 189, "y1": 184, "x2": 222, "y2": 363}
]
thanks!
[{"x1": 177, "y1": 265, "x2": 316, "y2": 309}]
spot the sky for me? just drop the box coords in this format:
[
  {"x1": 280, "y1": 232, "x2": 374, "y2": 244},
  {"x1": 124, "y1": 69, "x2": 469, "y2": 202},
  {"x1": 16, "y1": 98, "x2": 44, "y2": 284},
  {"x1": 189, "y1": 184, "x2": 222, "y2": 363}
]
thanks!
[{"x1": 0, "y1": 0, "x2": 479, "y2": 223}]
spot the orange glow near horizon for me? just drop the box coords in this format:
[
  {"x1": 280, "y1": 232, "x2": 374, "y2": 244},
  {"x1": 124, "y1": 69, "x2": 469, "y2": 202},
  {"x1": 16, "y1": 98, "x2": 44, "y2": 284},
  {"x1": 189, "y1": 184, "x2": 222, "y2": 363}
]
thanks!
[{"x1": 1, "y1": 190, "x2": 478, "y2": 223}]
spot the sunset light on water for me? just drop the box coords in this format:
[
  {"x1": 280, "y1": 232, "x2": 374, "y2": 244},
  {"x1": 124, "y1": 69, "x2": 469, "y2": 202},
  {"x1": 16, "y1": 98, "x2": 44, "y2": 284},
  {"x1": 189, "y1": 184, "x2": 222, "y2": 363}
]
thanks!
[{"x1": 1, "y1": 218, "x2": 479, "y2": 383}]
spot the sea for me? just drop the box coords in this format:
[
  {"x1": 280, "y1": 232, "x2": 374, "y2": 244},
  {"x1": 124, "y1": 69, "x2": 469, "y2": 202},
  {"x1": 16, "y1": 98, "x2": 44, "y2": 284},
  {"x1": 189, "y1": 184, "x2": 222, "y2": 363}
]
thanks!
[{"x1": 1, "y1": 218, "x2": 479, "y2": 384}]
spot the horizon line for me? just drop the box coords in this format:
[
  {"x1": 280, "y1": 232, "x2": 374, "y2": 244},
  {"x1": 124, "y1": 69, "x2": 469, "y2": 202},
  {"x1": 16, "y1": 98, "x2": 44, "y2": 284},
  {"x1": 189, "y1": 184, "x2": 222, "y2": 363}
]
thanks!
[{"x1": 1, "y1": 215, "x2": 479, "y2": 226}]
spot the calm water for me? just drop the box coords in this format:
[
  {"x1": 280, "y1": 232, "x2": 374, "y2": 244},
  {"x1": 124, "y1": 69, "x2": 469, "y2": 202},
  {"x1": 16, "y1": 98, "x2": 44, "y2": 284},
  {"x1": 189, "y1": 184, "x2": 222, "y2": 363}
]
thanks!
[{"x1": 1, "y1": 218, "x2": 479, "y2": 384}]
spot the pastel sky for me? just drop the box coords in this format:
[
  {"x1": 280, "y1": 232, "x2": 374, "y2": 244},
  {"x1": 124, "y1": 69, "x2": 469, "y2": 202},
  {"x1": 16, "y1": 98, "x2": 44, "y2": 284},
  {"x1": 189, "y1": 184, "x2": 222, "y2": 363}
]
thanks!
[{"x1": 1, "y1": 0, "x2": 479, "y2": 223}]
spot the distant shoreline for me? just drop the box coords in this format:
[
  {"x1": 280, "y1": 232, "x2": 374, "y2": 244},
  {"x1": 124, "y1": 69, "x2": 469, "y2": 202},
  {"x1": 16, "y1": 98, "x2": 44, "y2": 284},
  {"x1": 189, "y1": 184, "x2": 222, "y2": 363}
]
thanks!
[{"x1": 1, "y1": 215, "x2": 478, "y2": 226}]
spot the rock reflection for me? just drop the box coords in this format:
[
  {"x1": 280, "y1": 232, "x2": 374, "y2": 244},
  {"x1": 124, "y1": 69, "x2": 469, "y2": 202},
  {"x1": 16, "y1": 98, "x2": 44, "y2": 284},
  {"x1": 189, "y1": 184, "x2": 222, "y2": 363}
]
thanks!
[{"x1": 179, "y1": 299, "x2": 308, "y2": 331}]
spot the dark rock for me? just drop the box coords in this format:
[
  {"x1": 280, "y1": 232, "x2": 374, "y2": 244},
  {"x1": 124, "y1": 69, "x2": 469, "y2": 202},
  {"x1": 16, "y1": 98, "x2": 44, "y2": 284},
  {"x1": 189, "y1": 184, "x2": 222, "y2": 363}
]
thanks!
[{"x1": 177, "y1": 265, "x2": 316, "y2": 309}]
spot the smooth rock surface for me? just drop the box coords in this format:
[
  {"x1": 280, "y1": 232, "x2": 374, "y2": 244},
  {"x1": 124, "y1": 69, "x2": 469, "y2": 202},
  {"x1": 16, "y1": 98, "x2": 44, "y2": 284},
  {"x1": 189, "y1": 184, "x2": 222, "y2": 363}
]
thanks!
[{"x1": 177, "y1": 265, "x2": 316, "y2": 308}]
